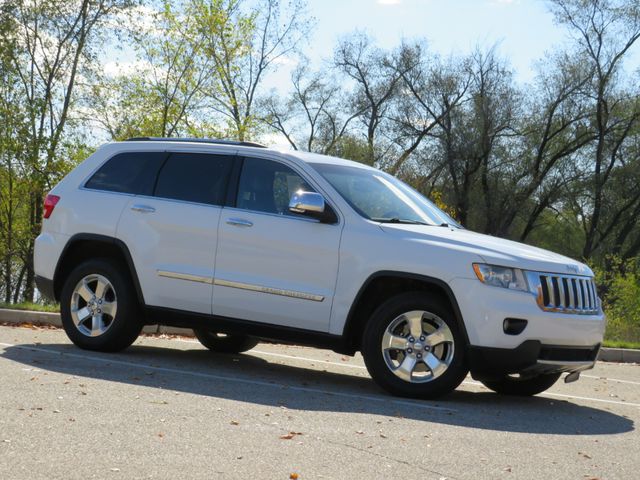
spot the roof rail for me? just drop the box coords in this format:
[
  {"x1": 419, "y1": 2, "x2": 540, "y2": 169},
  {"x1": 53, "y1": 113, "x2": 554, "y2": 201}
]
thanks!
[{"x1": 124, "y1": 137, "x2": 267, "y2": 148}]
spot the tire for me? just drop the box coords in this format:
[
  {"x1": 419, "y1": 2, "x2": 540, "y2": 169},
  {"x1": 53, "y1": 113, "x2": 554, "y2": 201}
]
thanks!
[
  {"x1": 480, "y1": 372, "x2": 561, "y2": 396},
  {"x1": 193, "y1": 329, "x2": 259, "y2": 354},
  {"x1": 60, "y1": 258, "x2": 142, "y2": 352},
  {"x1": 361, "y1": 291, "x2": 469, "y2": 399}
]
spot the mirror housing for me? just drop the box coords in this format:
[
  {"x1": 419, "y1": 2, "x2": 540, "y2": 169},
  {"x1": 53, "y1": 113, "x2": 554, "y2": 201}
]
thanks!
[{"x1": 289, "y1": 190, "x2": 325, "y2": 214}]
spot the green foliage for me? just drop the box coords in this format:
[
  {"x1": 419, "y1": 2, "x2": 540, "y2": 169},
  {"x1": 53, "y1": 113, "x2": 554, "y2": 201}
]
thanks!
[
  {"x1": 595, "y1": 257, "x2": 640, "y2": 344},
  {"x1": 0, "y1": 302, "x2": 59, "y2": 313}
]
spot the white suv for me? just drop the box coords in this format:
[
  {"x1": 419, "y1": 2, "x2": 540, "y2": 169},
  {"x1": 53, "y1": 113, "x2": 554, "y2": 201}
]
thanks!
[{"x1": 34, "y1": 138, "x2": 605, "y2": 398}]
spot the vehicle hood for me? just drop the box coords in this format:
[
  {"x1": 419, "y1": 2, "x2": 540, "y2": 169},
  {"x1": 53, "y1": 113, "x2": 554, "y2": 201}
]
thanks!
[{"x1": 379, "y1": 224, "x2": 593, "y2": 277}]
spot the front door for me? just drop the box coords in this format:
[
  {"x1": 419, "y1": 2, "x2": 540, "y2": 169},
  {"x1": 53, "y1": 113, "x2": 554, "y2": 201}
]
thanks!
[{"x1": 212, "y1": 156, "x2": 342, "y2": 332}]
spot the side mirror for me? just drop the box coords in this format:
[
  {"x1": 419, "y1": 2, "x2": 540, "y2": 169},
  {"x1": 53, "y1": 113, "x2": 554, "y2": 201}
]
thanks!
[{"x1": 289, "y1": 190, "x2": 325, "y2": 214}]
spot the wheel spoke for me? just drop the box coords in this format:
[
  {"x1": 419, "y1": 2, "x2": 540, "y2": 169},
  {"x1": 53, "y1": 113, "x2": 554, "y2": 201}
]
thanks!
[
  {"x1": 101, "y1": 300, "x2": 117, "y2": 318},
  {"x1": 73, "y1": 307, "x2": 91, "y2": 325},
  {"x1": 77, "y1": 281, "x2": 93, "y2": 302},
  {"x1": 404, "y1": 312, "x2": 424, "y2": 338},
  {"x1": 91, "y1": 314, "x2": 105, "y2": 336},
  {"x1": 424, "y1": 352, "x2": 448, "y2": 378},
  {"x1": 94, "y1": 278, "x2": 109, "y2": 300},
  {"x1": 394, "y1": 354, "x2": 417, "y2": 382},
  {"x1": 425, "y1": 324, "x2": 453, "y2": 347},
  {"x1": 382, "y1": 331, "x2": 407, "y2": 351}
]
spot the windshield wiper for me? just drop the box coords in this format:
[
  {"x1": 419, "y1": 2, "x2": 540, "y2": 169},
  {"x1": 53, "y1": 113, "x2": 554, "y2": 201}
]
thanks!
[{"x1": 372, "y1": 217, "x2": 429, "y2": 226}]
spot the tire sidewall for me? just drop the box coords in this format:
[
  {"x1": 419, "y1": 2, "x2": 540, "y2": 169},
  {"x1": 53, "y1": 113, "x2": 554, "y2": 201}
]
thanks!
[
  {"x1": 60, "y1": 259, "x2": 141, "y2": 352},
  {"x1": 362, "y1": 291, "x2": 469, "y2": 398}
]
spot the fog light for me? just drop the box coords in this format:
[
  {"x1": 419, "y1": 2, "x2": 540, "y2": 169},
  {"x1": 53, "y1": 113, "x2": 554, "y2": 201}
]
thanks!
[{"x1": 503, "y1": 318, "x2": 528, "y2": 335}]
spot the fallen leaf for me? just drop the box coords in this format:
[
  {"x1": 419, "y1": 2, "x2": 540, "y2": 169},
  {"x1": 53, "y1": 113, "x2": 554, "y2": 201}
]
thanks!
[
  {"x1": 290, "y1": 474, "x2": 299, "y2": 479},
  {"x1": 280, "y1": 431, "x2": 302, "y2": 440}
]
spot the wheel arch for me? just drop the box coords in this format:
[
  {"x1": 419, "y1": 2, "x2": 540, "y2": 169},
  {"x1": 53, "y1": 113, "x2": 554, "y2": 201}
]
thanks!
[
  {"x1": 53, "y1": 233, "x2": 144, "y2": 306},
  {"x1": 341, "y1": 271, "x2": 469, "y2": 352}
]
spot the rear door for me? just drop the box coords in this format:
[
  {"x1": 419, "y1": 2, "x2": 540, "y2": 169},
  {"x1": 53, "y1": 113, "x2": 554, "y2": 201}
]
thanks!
[
  {"x1": 117, "y1": 151, "x2": 235, "y2": 314},
  {"x1": 212, "y1": 156, "x2": 342, "y2": 332}
]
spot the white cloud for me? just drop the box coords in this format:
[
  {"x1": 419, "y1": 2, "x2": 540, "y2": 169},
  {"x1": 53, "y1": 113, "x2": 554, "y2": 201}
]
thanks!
[
  {"x1": 377, "y1": 0, "x2": 402, "y2": 5},
  {"x1": 103, "y1": 59, "x2": 151, "y2": 77}
]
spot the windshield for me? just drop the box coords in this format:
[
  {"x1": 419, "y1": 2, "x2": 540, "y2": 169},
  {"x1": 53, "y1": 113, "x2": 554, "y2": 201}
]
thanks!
[{"x1": 310, "y1": 163, "x2": 461, "y2": 228}]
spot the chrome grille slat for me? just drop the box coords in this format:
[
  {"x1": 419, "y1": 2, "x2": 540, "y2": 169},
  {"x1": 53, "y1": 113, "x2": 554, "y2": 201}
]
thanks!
[
  {"x1": 566, "y1": 278, "x2": 574, "y2": 308},
  {"x1": 558, "y1": 278, "x2": 567, "y2": 307},
  {"x1": 545, "y1": 276, "x2": 555, "y2": 307},
  {"x1": 528, "y1": 272, "x2": 599, "y2": 315}
]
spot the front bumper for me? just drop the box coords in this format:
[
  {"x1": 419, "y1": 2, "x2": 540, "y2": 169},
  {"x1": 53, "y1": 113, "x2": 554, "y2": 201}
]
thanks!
[
  {"x1": 450, "y1": 277, "x2": 606, "y2": 349},
  {"x1": 468, "y1": 341, "x2": 600, "y2": 381}
]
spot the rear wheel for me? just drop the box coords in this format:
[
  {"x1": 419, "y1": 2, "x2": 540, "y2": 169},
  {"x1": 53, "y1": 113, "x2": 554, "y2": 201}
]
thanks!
[
  {"x1": 361, "y1": 292, "x2": 468, "y2": 399},
  {"x1": 480, "y1": 372, "x2": 561, "y2": 396},
  {"x1": 193, "y1": 329, "x2": 259, "y2": 354},
  {"x1": 60, "y1": 259, "x2": 142, "y2": 352}
]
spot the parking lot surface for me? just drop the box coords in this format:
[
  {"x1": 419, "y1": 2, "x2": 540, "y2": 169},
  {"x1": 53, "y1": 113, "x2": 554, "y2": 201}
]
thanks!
[{"x1": 0, "y1": 325, "x2": 638, "y2": 480}]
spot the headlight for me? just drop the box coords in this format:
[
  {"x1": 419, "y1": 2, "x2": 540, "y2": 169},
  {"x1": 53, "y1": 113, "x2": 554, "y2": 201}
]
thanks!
[{"x1": 473, "y1": 263, "x2": 528, "y2": 291}]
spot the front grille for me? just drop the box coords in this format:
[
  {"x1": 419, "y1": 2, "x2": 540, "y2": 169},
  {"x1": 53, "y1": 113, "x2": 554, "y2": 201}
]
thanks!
[{"x1": 529, "y1": 273, "x2": 599, "y2": 315}]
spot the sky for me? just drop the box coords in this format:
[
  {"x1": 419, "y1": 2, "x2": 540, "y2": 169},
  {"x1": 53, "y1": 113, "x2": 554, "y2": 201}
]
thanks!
[
  {"x1": 262, "y1": 0, "x2": 566, "y2": 89},
  {"x1": 260, "y1": 0, "x2": 638, "y2": 91}
]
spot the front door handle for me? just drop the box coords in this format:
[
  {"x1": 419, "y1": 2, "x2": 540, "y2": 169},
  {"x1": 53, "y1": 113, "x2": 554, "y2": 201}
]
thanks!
[
  {"x1": 226, "y1": 218, "x2": 253, "y2": 227},
  {"x1": 131, "y1": 204, "x2": 156, "y2": 214}
]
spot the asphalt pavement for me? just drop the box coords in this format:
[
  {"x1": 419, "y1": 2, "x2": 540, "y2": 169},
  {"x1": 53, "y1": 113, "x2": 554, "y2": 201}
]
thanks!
[{"x1": 0, "y1": 325, "x2": 638, "y2": 480}]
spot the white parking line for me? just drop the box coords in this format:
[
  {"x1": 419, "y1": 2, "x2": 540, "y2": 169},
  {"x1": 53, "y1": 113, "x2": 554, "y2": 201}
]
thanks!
[
  {"x1": 581, "y1": 374, "x2": 640, "y2": 386},
  {"x1": 3, "y1": 339, "x2": 638, "y2": 409},
  {"x1": 460, "y1": 379, "x2": 640, "y2": 408},
  {"x1": 0, "y1": 342, "x2": 456, "y2": 413}
]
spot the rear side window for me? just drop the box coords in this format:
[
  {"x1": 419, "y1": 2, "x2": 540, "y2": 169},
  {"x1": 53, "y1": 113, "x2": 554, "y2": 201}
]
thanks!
[
  {"x1": 85, "y1": 151, "x2": 166, "y2": 195},
  {"x1": 154, "y1": 153, "x2": 234, "y2": 206}
]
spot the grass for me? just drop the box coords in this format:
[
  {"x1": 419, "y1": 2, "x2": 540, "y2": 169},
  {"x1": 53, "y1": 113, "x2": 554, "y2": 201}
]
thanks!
[
  {"x1": 602, "y1": 339, "x2": 640, "y2": 350},
  {"x1": 0, "y1": 301, "x2": 59, "y2": 313}
]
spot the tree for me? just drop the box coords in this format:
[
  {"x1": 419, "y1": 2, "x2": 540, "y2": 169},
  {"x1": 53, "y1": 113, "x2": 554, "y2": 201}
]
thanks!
[
  {"x1": 190, "y1": 0, "x2": 311, "y2": 140},
  {"x1": 549, "y1": 0, "x2": 640, "y2": 259},
  {"x1": 1, "y1": 0, "x2": 134, "y2": 301},
  {"x1": 260, "y1": 61, "x2": 364, "y2": 153}
]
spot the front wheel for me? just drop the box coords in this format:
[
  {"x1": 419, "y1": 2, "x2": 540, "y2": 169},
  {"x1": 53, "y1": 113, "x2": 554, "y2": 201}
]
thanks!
[
  {"x1": 361, "y1": 292, "x2": 469, "y2": 399},
  {"x1": 480, "y1": 372, "x2": 561, "y2": 396}
]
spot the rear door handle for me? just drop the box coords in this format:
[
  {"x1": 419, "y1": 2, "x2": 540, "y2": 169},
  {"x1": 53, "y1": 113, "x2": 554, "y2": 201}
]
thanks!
[
  {"x1": 226, "y1": 218, "x2": 253, "y2": 227},
  {"x1": 131, "y1": 204, "x2": 156, "y2": 214}
]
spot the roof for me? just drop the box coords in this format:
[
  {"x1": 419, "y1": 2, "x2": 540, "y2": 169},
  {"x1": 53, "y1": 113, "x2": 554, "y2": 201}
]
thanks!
[
  {"x1": 125, "y1": 137, "x2": 266, "y2": 148},
  {"x1": 120, "y1": 137, "x2": 374, "y2": 170}
]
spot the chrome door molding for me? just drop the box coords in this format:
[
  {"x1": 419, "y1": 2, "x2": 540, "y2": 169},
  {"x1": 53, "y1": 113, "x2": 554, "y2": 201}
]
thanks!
[
  {"x1": 155, "y1": 269, "x2": 324, "y2": 302},
  {"x1": 157, "y1": 270, "x2": 213, "y2": 285},
  {"x1": 213, "y1": 278, "x2": 325, "y2": 302}
]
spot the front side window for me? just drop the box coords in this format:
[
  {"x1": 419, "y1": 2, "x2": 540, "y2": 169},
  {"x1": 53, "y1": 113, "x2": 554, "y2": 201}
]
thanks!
[
  {"x1": 236, "y1": 157, "x2": 315, "y2": 215},
  {"x1": 85, "y1": 151, "x2": 166, "y2": 195},
  {"x1": 154, "y1": 153, "x2": 234, "y2": 206},
  {"x1": 310, "y1": 163, "x2": 461, "y2": 227}
]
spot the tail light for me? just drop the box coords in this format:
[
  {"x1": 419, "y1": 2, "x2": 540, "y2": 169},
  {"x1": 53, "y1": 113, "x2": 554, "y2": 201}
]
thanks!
[{"x1": 43, "y1": 194, "x2": 60, "y2": 219}]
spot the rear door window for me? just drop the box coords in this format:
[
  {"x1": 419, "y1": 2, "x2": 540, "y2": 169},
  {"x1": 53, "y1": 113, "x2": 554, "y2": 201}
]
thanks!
[
  {"x1": 153, "y1": 152, "x2": 235, "y2": 206},
  {"x1": 85, "y1": 151, "x2": 167, "y2": 195}
]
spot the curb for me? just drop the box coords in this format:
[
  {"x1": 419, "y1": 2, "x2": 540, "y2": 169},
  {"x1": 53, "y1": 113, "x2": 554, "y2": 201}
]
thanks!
[
  {"x1": 0, "y1": 308, "x2": 638, "y2": 363},
  {"x1": 598, "y1": 347, "x2": 640, "y2": 364},
  {"x1": 0, "y1": 308, "x2": 193, "y2": 337}
]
